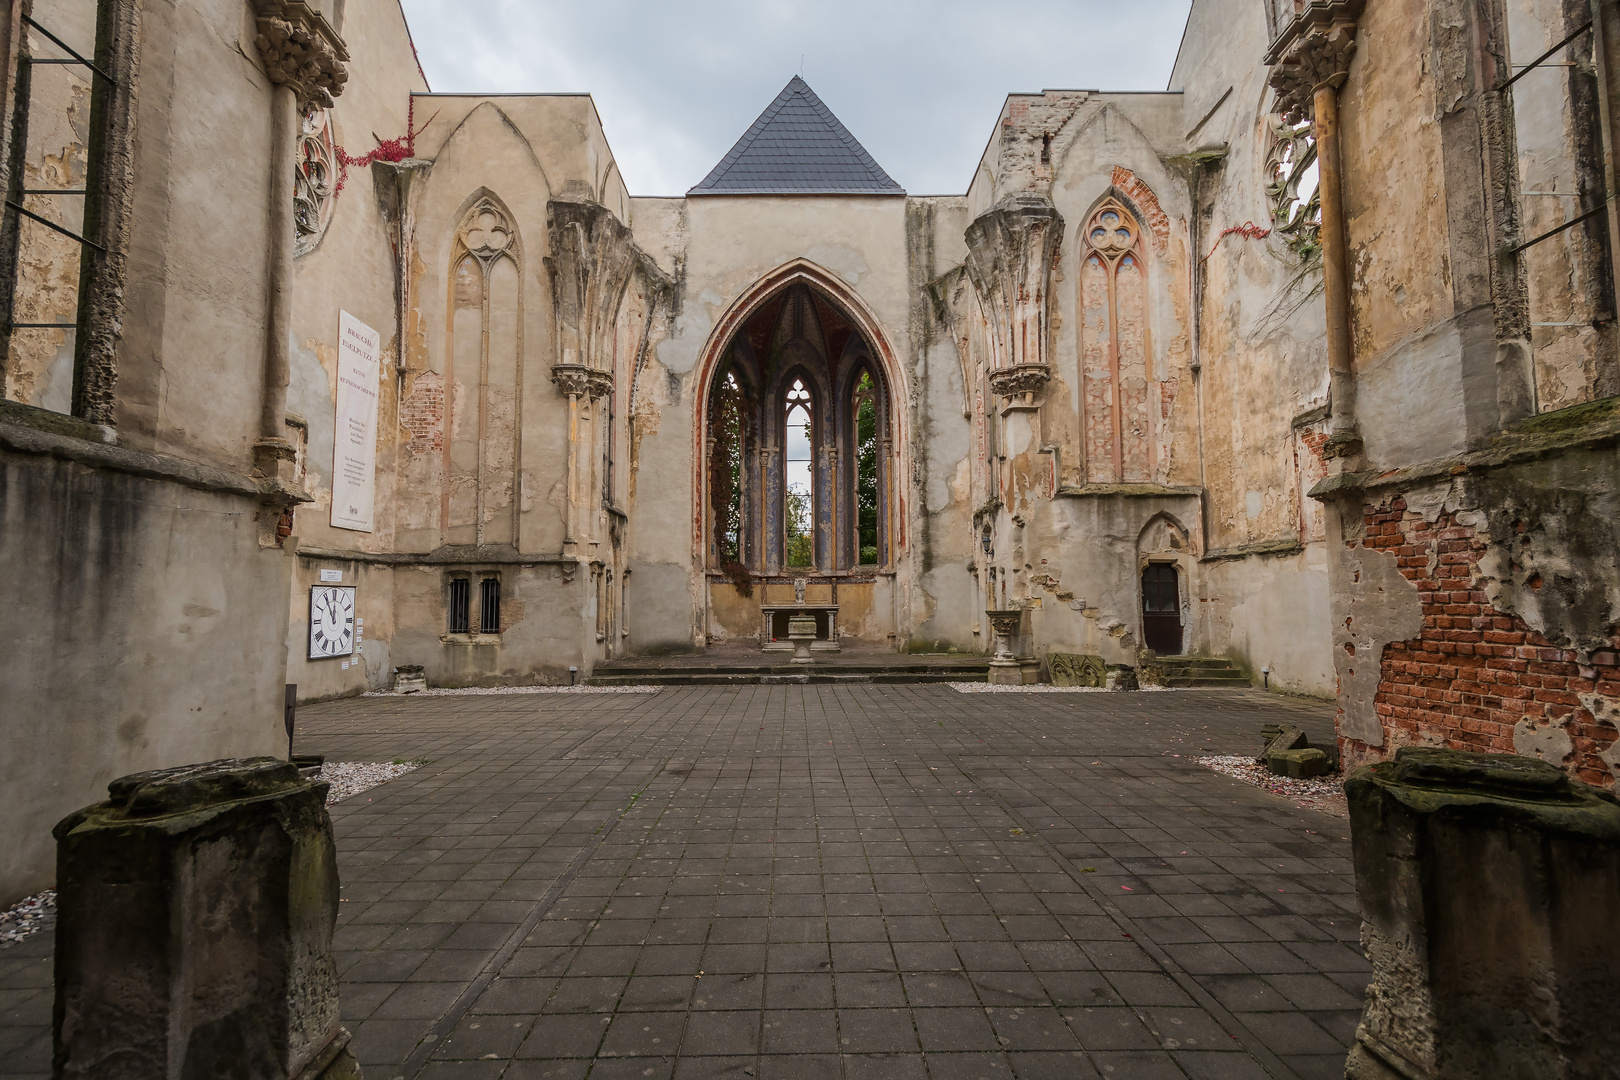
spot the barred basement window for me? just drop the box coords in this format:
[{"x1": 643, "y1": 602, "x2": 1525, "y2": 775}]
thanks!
[
  {"x1": 447, "y1": 578, "x2": 470, "y2": 634},
  {"x1": 480, "y1": 577, "x2": 501, "y2": 634}
]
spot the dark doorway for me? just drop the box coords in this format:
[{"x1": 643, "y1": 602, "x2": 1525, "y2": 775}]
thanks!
[{"x1": 1141, "y1": 563, "x2": 1183, "y2": 655}]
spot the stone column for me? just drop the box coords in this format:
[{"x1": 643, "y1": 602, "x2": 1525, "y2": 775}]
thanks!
[
  {"x1": 53, "y1": 758, "x2": 361, "y2": 1080},
  {"x1": 1270, "y1": 18, "x2": 1361, "y2": 463},
  {"x1": 1344, "y1": 747, "x2": 1620, "y2": 1079},
  {"x1": 251, "y1": 2, "x2": 347, "y2": 482}
]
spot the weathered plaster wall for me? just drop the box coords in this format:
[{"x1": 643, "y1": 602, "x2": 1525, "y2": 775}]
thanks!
[{"x1": 0, "y1": 449, "x2": 291, "y2": 901}]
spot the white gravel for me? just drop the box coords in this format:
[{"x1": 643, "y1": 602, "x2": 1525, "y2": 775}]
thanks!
[
  {"x1": 948, "y1": 681, "x2": 1175, "y2": 693},
  {"x1": 364, "y1": 684, "x2": 659, "y2": 697},
  {"x1": 0, "y1": 889, "x2": 54, "y2": 946},
  {"x1": 1196, "y1": 754, "x2": 1348, "y2": 817},
  {"x1": 321, "y1": 760, "x2": 422, "y2": 804}
]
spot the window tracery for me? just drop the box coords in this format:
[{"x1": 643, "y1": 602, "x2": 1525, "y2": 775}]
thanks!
[
  {"x1": 294, "y1": 108, "x2": 337, "y2": 257},
  {"x1": 1078, "y1": 199, "x2": 1152, "y2": 483},
  {"x1": 1265, "y1": 116, "x2": 1321, "y2": 258},
  {"x1": 784, "y1": 377, "x2": 815, "y2": 569}
]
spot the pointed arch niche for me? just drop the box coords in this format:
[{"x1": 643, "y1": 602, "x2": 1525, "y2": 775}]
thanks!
[
  {"x1": 443, "y1": 193, "x2": 524, "y2": 546},
  {"x1": 1077, "y1": 196, "x2": 1153, "y2": 483},
  {"x1": 700, "y1": 278, "x2": 898, "y2": 576}
]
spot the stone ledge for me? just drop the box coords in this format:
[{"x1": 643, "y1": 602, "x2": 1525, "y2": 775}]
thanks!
[
  {"x1": 1308, "y1": 394, "x2": 1620, "y2": 501},
  {"x1": 1055, "y1": 483, "x2": 1202, "y2": 499},
  {"x1": 0, "y1": 400, "x2": 306, "y2": 505},
  {"x1": 294, "y1": 543, "x2": 576, "y2": 566},
  {"x1": 1200, "y1": 538, "x2": 1306, "y2": 563}
]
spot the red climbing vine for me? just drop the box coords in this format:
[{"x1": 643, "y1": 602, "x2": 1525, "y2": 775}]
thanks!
[
  {"x1": 1201, "y1": 220, "x2": 1271, "y2": 263},
  {"x1": 331, "y1": 96, "x2": 438, "y2": 195}
]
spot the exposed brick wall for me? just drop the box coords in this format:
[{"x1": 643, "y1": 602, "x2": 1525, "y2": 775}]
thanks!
[
  {"x1": 400, "y1": 370, "x2": 444, "y2": 455},
  {"x1": 1110, "y1": 167, "x2": 1170, "y2": 255},
  {"x1": 1349, "y1": 495, "x2": 1620, "y2": 787}
]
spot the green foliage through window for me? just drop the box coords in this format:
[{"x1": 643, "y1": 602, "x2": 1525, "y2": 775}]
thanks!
[{"x1": 854, "y1": 371, "x2": 879, "y2": 564}]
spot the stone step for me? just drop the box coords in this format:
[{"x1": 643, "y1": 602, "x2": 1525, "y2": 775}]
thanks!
[
  {"x1": 588, "y1": 670, "x2": 987, "y2": 687},
  {"x1": 1161, "y1": 675, "x2": 1252, "y2": 688}
]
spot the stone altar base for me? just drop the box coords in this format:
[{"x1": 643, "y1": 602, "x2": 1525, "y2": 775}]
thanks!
[
  {"x1": 52, "y1": 757, "x2": 361, "y2": 1080},
  {"x1": 1344, "y1": 748, "x2": 1620, "y2": 1080}
]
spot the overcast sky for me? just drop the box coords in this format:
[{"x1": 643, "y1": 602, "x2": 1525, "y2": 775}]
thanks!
[{"x1": 394, "y1": 0, "x2": 1196, "y2": 196}]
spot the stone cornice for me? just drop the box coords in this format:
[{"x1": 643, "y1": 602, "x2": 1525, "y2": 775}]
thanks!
[{"x1": 252, "y1": 0, "x2": 349, "y2": 109}]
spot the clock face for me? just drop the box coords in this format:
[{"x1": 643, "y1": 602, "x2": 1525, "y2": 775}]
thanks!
[{"x1": 308, "y1": 586, "x2": 356, "y2": 659}]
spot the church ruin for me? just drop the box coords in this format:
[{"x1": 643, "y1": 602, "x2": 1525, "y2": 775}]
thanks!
[{"x1": 2, "y1": 0, "x2": 1618, "y2": 903}]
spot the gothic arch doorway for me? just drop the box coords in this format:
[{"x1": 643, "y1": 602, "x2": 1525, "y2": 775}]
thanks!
[{"x1": 694, "y1": 264, "x2": 906, "y2": 649}]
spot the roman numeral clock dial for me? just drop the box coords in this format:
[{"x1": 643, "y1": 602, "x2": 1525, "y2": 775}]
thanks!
[{"x1": 307, "y1": 585, "x2": 357, "y2": 659}]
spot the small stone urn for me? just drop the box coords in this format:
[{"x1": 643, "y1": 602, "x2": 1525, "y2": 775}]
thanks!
[
  {"x1": 787, "y1": 613, "x2": 818, "y2": 665},
  {"x1": 985, "y1": 609, "x2": 1024, "y2": 685}
]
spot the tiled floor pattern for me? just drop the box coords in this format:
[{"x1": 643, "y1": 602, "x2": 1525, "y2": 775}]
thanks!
[{"x1": 0, "y1": 686, "x2": 1363, "y2": 1080}]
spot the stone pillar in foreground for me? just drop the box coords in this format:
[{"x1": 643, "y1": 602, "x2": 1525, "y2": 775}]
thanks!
[
  {"x1": 1344, "y1": 747, "x2": 1620, "y2": 1080},
  {"x1": 53, "y1": 758, "x2": 360, "y2": 1080}
]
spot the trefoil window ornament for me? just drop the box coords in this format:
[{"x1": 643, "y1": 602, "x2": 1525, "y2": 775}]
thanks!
[
  {"x1": 294, "y1": 107, "x2": 337, "y2": 257},
  {"x1": 1264, "y1": 115, "x2": 1321, "y2": 259}
]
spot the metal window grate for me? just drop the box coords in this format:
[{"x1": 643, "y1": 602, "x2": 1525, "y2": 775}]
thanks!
[
  {"x1": 447, "y1": 578, "x2": 470, "y2": 634},
  {"x1": 0, "y1": 3, "x2": 117, "y2": 413},
  {"x1": 479, "y1": 578, "x2": 500, "y2": 634}
]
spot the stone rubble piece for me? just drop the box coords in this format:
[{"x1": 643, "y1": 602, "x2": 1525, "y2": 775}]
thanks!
[{"x1": 1257, "y1": 722, "x2": 1333, "y2": 777}]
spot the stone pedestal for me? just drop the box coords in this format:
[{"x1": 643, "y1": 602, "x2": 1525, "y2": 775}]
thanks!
[
  {"x1": 1344, "y1": 747, "x2": 1620, "y2": 1080},
  {"x1": 986, "y1": 609, "x2": 1024, "y2": 685},
  {"x1": 787, "y1": 613, "x2": 817, "y2": 665},
  {"x1": 53, "y1": 758, "x2": 361, "y2": 1080}
]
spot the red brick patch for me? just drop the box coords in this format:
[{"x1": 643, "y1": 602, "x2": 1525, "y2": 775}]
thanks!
[{"x1": 1344, "y1": 495, "x2": 1620, "y2": 786}]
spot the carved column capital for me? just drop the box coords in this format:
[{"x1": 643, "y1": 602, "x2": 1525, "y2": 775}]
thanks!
[
  {"x1": 253, "y1": 1, "x2": 349, "y2": 109},
  {"x1": 987, "y1": 363, "x2": 1051, "y2": 402},
  {"x1": 963, "y1": 194, "x2": 1063, "y2": 377},
  {"x1": 550, "y1": 364, "x2": 593, "y2": 399},
  {"x1": 1268, "y1": 21, "x2": 1358, "y2": 124}
]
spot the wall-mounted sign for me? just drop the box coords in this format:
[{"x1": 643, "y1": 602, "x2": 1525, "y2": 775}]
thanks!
[
  {"x1": 330, "y1": 310, "x2": 380, "y2": 532},
  {"x1": 319, "y1": 568, "x2": 343, "y2": 583},
  {"x1": 308, "y1": 585, "x2": 356, "y2": 659}
]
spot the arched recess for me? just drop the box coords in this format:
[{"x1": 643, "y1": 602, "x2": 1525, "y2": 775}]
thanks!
[
  {"x1": 692, "y1": 260, "x2": 908, "y2": 577},
  {"x1": 443, "y1": 190, "x2": 524, "y2": 546},
  {"x1": 1136, "y1": 511, "x2": 1194, "y2": 656},
  {"x1": 1077, "y1": 191, "x2": 1153, "y2": 484}
]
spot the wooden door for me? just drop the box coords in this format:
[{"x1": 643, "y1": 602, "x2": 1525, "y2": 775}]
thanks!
[{"x1": 1141, "y1": 563, "x2": 1183, "y2": 655}]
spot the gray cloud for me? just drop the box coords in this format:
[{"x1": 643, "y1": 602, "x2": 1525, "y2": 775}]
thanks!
[{"x1": 395, "y1": 0, "x2": 1195, "y2": 196}]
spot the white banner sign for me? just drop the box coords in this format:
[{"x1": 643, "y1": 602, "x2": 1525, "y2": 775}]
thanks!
[{"x1": 330, "y1": 310, "x2": 380, "y2": 532}]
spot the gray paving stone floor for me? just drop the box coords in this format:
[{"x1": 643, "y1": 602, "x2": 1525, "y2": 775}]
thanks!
[{"x1": 0, "y1": 685, "x2": 1363, "y2": 1080}]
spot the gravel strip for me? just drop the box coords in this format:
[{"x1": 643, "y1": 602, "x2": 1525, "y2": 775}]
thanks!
[
  {"x1": 321, "y1": 760, "x2": 422, "y2": 804},
  {"x1": 0, "y1": 890, "x2": 54, "y2": 946},
  {"x1": 363, "y1": 684, "x2": 659, "y2": 698},
  {"x1": 948, "y1": 681, "x2": 1175, "y2": 693},
  {"x1": 1196, "y1": 754, "x2": 1348, "y2": 817}
]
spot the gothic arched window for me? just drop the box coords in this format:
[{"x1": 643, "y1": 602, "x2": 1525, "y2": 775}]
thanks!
[
  {"x1": 1079, "y1": 199, "x2": 1151, "y2": 483},
  {"x1": 783, "y1": 377, "x2": 815, "y2": 568},
  {"x1": 851, "y1": 370, "x2": 880, "y2": 565},
  {"x1": 713, "y1": 370, "x2": 746, "y2": 564}
]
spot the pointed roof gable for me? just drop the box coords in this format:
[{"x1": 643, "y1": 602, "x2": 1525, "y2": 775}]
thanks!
[{"x1": 689, "y1": 77, "x2": 904, "y2": 195}]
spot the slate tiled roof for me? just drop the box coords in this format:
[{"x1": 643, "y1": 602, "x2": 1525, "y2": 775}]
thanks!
[{"x1": 689, "y1": 76, "x2": 904, "y2": 195}]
